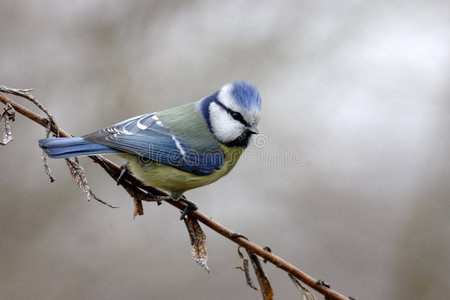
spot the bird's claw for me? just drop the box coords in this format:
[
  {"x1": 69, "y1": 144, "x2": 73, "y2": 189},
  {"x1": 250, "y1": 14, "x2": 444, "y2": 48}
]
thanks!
[{"x1": 179, "y1": 198, "x2": 198, "y2": 220}]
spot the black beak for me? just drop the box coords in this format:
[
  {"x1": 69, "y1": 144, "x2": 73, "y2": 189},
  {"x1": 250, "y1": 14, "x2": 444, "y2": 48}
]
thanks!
[{"x1": 247, "y1": 125, "x2": 259, "y2": 134}]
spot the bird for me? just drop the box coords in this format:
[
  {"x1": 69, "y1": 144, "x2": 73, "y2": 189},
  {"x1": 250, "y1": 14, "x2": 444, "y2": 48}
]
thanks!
[{"x1": 38, "y1": 81, "x2": 262, "y2": 214}]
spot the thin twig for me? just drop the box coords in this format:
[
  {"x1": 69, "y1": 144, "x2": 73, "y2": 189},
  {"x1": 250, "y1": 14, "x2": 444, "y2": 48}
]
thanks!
[
  {"x1": 0, "y1": 85, "x2": 58, "y2": 136},
  {"x1": 41, "y1": 119, "x2": 56, "y2": 182},
  {"x1": 0, "y1": 89, "x2": 352, "y2": 300}
]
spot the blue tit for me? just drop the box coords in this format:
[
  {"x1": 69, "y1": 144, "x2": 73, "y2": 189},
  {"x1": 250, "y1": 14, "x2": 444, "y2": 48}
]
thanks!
[{"x1": 39, "y1": 81, "x2": 262, "y2": 201}]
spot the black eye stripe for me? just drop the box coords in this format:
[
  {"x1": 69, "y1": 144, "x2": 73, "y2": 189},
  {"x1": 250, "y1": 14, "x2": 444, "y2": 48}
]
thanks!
[{"x1": 213, "y1": 100, "x2": 250, "y2": 127}]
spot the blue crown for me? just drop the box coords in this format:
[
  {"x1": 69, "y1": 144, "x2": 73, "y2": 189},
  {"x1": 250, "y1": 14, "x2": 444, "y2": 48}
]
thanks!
[{"x1": 231, "y1": 81, "x2": 261, "y2": 111}]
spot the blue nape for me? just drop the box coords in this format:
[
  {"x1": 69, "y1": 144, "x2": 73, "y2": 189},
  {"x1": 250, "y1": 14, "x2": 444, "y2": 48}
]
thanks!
[{"x1": 38, "y1": 137, "x2": 120, "y2": 159}]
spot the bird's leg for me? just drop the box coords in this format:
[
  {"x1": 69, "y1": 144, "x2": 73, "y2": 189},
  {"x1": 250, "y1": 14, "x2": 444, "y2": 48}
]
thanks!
[
  {"x1": 116, "y1": 164, "x2": 128, "y2": 185},
  {"x1": 135, "y1": 192, "x2": 198, "y2": 220},
  {"x1": 179, "y1": 196, "x2": 198, "y2": 220}
]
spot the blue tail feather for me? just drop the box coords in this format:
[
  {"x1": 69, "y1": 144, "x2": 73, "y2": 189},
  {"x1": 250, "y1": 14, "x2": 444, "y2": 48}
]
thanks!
[{"x1": 38, "y1": 137, "x2": 121, "y2": 159}]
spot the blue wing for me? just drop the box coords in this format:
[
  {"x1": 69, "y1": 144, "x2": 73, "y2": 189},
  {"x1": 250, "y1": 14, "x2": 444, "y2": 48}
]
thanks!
[{"x1": 82, "y1": 113, "x2": 224, "y2": 175}]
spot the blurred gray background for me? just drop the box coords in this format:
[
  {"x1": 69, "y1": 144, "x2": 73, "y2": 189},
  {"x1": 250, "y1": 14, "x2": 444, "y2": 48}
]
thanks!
[{"x1": 1, "y1": 1, "x2": 449, "y2": 299}]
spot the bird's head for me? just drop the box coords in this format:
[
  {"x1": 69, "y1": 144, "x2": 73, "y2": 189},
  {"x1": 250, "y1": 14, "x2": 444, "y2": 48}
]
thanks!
[{"x1": 200, "y1": 81, "x2": 261, "y2": 147}]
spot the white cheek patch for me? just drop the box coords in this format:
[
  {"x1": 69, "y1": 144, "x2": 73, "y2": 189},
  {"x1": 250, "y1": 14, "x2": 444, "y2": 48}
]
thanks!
[{"x1": 209, "y1": 103, "x2": 245, "y2": 143}]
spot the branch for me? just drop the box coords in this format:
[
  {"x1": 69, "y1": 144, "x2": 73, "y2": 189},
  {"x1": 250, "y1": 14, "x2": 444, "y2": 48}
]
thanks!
[{"x1": 0, "y1": 88, "x2": 353, "y2": 300}]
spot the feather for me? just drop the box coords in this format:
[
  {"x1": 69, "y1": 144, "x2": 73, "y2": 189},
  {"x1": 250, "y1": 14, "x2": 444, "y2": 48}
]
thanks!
[
  {"x1": 38, "y1": 137, "x2": 120, "y2": 158},
  {"x1": 83, "y1": 109, "x2": 225, "y2": 175}
]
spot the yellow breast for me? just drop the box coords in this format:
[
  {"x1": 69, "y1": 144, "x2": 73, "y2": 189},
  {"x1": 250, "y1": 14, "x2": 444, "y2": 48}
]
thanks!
[{"x1": 119, "y1": 145, "x2": 245, "y2": 198}]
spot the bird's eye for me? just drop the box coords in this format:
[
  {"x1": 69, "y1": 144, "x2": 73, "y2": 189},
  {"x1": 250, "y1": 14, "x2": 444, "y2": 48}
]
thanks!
[
  {"x1": 231, "y1": 111, "x2": 242, "y2": 120},
  {"x1": 229, "y1": 111, "x2": 249, "y2": 126}
]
